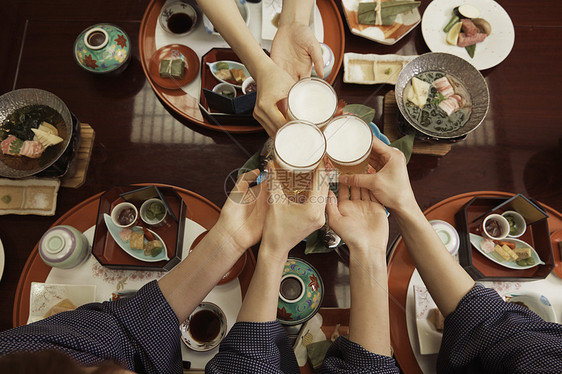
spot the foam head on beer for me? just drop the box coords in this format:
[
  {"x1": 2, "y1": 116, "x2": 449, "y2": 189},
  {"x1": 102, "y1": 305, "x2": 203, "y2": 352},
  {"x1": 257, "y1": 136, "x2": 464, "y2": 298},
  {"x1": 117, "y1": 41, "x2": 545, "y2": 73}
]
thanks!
[
  {"x1": 323, "y1": 115, "x2": 373, "y2": 173},
  {"x1": 287, "y1": 77, "x2": 337, "y2": 127},
  {"x1": 274, "y1": 121, "x2": 326, "y2": 171}
]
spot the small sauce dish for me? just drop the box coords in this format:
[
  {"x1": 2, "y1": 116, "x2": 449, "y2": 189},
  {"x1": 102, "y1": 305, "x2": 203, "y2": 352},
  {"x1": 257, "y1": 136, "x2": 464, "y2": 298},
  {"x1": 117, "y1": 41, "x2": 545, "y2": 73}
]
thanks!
[
  {"x1": 502, "y1": 210, "x2": 526, "y2": 238},
  {"x1": 111, "y1": 202, "x2": 138, "y2": 228},
  {"x1": 482, "y1": 213, "x2": 510, "y2": 240},
  {"x1": 241, "y1": 76, "x2": 256, "y2": 95},
  {"x1": 430, "y1": 220, "x2": 460, "y2": 256}
]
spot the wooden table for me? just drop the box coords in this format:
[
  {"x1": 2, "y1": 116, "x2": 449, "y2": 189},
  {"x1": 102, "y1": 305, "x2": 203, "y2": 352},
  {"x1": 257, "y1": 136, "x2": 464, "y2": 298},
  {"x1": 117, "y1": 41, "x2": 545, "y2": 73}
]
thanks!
[{"x1": 0, "y1": 1, "x2": 561, "y2": 371}]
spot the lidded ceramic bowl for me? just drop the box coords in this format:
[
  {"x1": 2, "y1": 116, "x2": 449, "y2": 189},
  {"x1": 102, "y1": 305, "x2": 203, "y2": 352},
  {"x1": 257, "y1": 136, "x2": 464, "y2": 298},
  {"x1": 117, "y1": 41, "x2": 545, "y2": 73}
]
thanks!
[
  {"x1": 39, "y1": 225, "x2": 91, "y2": 269},
  {"x1": 277, "y1": 258, "x2": 323, "y2": 326},
  {"x1": 74, "y1": 23, "x2": 131, "y2": 74}
]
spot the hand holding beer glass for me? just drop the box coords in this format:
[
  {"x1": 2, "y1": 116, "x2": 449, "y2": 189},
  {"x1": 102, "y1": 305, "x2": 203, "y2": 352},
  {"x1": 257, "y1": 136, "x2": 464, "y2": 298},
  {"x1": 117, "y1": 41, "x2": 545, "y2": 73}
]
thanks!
[
  {"x1": 323, "y1": 115, "x2": 374, "y2": 175},
  {"x1": 273, "y1": 120, "x2": 326, "y2": 199}
]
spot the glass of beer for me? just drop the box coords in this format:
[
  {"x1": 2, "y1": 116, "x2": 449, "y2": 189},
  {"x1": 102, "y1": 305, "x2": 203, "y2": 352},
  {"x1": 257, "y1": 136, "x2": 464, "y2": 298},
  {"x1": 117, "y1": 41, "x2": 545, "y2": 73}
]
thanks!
[
  {"x1": 287, "y1": 77, "x2": 338, "y2": 129},
  {"x1": 323, "y1": 115, "x2": 373, "y2": 174},
  {"x1": 273, "y1": 120, "x2": 327, "y2": 197}
]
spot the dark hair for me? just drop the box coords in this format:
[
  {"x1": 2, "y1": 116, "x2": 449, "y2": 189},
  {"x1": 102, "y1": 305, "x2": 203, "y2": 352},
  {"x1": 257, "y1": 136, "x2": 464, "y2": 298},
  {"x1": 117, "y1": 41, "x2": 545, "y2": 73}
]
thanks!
[{"x1": 0, "y1": 349, "x2": 125, "y2": 373}]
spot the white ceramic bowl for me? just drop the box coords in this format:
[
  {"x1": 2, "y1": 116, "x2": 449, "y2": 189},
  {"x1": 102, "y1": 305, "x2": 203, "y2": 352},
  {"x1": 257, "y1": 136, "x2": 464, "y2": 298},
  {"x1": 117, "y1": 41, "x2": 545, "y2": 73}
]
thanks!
[
  {"x1": 482, "y1": 213, "x2": 510, "y2": 240},
  {"x1": 504, "y1": 291, "x2": 557, "y2": 323},
  {"x1": 502, "y1": 210, "x2": 526, "y2": 238},
  {"x1": 203, "y1": 0, "x2": 249, "y2": 35},
  {"x1": 140, "y1": 198, "x2": 167, "y2": 227},
  {"x1": 241, "y1": 76, "x2": 256, "y2": 95},
  {"x1": 110, "y1": 202, "x2": 138, "y2": 228},
  {"x1": 212, "y1": 82, "x2": 237, "y2": 98}
]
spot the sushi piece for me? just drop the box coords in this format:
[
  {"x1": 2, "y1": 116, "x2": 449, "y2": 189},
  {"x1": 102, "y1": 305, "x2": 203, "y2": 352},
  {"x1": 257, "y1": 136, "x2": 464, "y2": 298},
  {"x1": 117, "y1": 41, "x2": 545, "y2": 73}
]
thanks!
[
  {"x1": 1, "y1": 135, "x2": 45, "y2": 159},
  {"x1": 438, "y1": 95, "x2": 463, "y2": 116},
  {"x1": 457, "y1": 32, "x2": 487, "y2": 47},
  {"x1": 433, "y1": 76, "x2": 455, "y2": 98}
]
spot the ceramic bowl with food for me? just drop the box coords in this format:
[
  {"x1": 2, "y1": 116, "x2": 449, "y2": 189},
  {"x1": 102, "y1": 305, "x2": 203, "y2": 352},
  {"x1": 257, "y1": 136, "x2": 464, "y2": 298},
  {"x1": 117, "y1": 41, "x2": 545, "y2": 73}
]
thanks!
[
  {"x1": 140, "y1": 198, "x2": 167, "y2": 227},
  {"x1": 0, "y1": 88, "x2": 73, "y2": 178},
  {"x1": 110, "y1": 202, "x2": 138, "y2": 229},
  {"x1": 482, "y1": 213, "x2": 510, "y2": 240},
  {"x1": 158, "y1": 1, "x2": 198, "y2": 36},
  {"x1": 502, "y1": 210, "x2": 526, "y2": 238},
  {"x1": 395, "y1": 52, "x2": 489, "y2": 139}
]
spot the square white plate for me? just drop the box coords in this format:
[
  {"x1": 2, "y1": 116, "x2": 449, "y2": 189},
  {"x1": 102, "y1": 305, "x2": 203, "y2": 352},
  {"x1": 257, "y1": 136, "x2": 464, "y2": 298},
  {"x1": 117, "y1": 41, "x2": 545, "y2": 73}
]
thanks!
[{"x1": 28, "y1": 282, "x2": 96, "y2": 324}]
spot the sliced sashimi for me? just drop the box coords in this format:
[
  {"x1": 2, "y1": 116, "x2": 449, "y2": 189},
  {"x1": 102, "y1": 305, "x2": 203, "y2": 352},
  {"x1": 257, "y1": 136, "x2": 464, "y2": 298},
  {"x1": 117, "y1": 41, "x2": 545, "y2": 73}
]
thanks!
[
  {"x1": 433, "y1": 76, "x2": 455, "y2": 98},
  {"x1": 1, "y1": 135, "x2": 45, "y2": 158},
  {"x1": 461, "y1": 18, "x2": 478, "y2": 37},
  {"x1": 19, "y1": 140, "x2": 45, "y2": 158},
  {"x1": 457, "y1": 32, "x2": 487, "y2": 47},
  {"x1": 438, "y1": 95, "x2": 463, "y2": 116}
]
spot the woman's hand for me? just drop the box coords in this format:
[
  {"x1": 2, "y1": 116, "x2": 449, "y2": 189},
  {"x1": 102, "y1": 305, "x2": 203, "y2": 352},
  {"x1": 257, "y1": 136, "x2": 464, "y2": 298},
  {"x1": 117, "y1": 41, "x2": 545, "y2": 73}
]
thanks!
[
  {"x1": 259, "y1": 164, "x2": 330, "y2": 262},
  {"x1": 326, "y1": 185, "x2": 388, "y2": 253},
  {"x1": 252, "y1": 60, "x2": 296, "y2": 137},
  {"x1": 270, "y1": 23, "x2": 324, "y2": 80},
  {"x1": 215, "y1": 169, "x2": 269, "y2": 253},
  {"x1": 339, "y1": 138, "x2": 417, "y2": 215}
]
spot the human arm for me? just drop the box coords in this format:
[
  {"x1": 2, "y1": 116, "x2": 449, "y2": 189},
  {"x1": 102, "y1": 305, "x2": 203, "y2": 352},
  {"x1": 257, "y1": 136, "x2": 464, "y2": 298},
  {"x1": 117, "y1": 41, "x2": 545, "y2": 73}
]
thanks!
[
  {"x1": 207, "y1": 166, "x2": 329, "y2": 373},
  {"x1": 339, "y1": 138, "x2": 475, "y2": 317},
  {"x1": 196, "y1": 0, "x2": 294, "y2": 135},
  {"x1": 270, "y1": 0, "x2": 324, "y2": 80},
  {"x1": 158, "y1": 169, "x2": 268, "y2": 323},
  {"x1": 326, "y1": 186, "x2": 391, "y2": 356}
]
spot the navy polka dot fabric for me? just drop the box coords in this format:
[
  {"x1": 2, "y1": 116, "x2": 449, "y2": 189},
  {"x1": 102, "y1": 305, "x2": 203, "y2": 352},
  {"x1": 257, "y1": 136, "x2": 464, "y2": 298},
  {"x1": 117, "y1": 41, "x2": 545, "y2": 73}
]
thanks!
[
  {"x1": 438, "y1": 284, "x2": 562, "y2": 373},
  {"x1": 0, "y1": 281, "x2": 182, "y2": 373}
]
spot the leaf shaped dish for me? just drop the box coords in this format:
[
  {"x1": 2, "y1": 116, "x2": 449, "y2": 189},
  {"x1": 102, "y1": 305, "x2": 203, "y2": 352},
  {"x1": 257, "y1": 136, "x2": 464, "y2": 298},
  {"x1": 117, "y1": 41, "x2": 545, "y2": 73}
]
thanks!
[
  {"x1": 469, "y1": 233, "x2": 544, "y2": 270},
  {"x1": 206, "y1": 60, "x2": 250, "y2": 88},
  {"x1": 103, "y1": 214, "x2": 169, "y2": 262}
]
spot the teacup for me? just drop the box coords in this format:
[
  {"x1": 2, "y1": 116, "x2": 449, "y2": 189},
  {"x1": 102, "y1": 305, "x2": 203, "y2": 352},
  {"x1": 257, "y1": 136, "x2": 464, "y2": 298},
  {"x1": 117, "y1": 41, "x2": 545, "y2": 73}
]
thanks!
[
  {"x1": 180, "y1": 302, "x2": 227, "y2": 351},
  {"x1": 482, "y1": 214, "x2": 510, "y2": 240},
  {"x1": 159, "y1": 1, "x2": 198, "y2": 36},
  {"x1": 110, "y1": 202, "x2": 138, "y2": 228}
]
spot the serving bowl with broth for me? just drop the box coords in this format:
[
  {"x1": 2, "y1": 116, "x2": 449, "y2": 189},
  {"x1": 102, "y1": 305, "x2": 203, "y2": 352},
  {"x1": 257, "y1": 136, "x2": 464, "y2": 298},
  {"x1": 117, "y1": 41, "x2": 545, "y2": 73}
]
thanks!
[{"x1": 395, "y1": 52, "x2": 489, "y2": 139}]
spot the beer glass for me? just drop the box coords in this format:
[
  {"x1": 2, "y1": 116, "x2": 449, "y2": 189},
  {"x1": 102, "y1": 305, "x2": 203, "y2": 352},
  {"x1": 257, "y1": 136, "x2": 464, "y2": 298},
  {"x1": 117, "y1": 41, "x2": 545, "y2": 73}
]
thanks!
[
  {"x1": 273, "y1": 120, "x2": 327, "y2": 196},
  {"x1": 287, "y1": 77, "x2": 338, "y2": 129},
  {"x1": 323, "y1": 115, "x2": 373, "y2": 174}
]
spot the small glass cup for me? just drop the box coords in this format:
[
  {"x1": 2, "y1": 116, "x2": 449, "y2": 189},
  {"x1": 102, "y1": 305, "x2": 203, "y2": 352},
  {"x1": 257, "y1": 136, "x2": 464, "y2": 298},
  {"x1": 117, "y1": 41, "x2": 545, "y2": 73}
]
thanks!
[
  {"x1": 273, "y1": 120, "x2": 326, "y2": 197},
  {"x1": 323, "y1": 115, "x2": 373, "y2": 174},
  {"x1": 287, "y1": 77, "x2": 338, "y2": 129}
]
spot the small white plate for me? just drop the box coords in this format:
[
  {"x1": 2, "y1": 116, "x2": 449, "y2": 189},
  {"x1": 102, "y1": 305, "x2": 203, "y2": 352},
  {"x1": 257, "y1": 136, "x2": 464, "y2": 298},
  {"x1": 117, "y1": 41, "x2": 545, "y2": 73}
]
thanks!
[
  {"x1": 413, "y1": 285, "x2": 442, "y2": 355},
  {"x1": 344, "y1": 53, "x2": 417, "y2": 85},
  {"x1": 421, "y1": 0, "x2": 515, "y2": 70},
  {"x1": 206, "y1": 61, "x2": 250, "y2": 88},
  {"x1": 469, "y1": 233, "x2": 544, "y2": 270},
  {"x1": 261, "y1": 0, "x2": 323, "y2": 41},
  {"x1": 341, "y1": 0, "x2": 421, "y2": 45},
  {"x1": 103, "y1": 214, "x2": 169, "y2": 263},
  {"x1": 28, "y1": 282, "x2": 96, "y2": 324},
  {"x1": 503, "y1": 291, "x2": 558, "y2": 323}
]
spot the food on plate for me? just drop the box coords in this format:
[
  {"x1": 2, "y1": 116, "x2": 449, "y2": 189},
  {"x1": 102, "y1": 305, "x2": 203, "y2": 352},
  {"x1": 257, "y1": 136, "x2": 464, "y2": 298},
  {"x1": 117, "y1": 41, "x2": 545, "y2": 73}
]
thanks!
[
  {"x1": 504, "y1": 215, "x2": 520, "y2": 235},
  {"x1": 480, "y1": 238, "x2": 495, "y2": 253},
  {"x1": 516, "y1": 256, "x2": 535, "y2": 267},
  {"x1": 43, "y1": 298, "x2": 76, "y2": 318},
  {"x1": 159, "y1": 58, "x2": 186, "y2": 79},
  {"x1": 428, "y1": 308, "x2": 444, "y2": 331},
  {"x1": 0, "y1": 104, "x2": 66, "y2": 165},
  {"x1": 230, "y1": 68, "x2": 247, "y2": 84},
  {"x1": 357, "y1": 0, "x2": 421, "y2": 26},
  {"x1": 344, "y1": 53, "x2": 415, "y2": 84},
  {"x1": 513, "y1": 247, "x2": 532, "y2": 261},
  {"x1": 443, "y1": 5, "x2": 491, "y2": 58},
  {"x1": 145, "y1": 240, "x2": 163, "y2": 257},
  {"x1": 403, "y1": 71, "x2": 472, "y2": 133},
  {"x1": 215, "y1": 68, "x2": 233, "y2": 81},
  {"x1": 493, "y1": 244, "x2": 518, "y2": 261},
  {"x1": 493, "y1": 239, "x2": 515, "y2": 250},
  {"x1": 119, "y1": 228, "x2": 132, "y2": 242},
  {"x1": 129, "y1": 231, "x2": 145, "y2": 250},
  {"x1": 485, "y1": 217, "x2": 503, "y2": 237}
]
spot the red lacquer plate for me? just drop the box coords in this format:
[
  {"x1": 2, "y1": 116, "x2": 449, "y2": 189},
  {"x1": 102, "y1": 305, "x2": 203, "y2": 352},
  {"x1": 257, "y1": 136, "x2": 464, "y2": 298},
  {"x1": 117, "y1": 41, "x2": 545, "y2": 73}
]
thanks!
[
  {"x1": 148, "y1": 44, "x2": 200, "y2": 89},
  {"x1": 139, "y1": 0, "x2": 345, "y2": 133}
]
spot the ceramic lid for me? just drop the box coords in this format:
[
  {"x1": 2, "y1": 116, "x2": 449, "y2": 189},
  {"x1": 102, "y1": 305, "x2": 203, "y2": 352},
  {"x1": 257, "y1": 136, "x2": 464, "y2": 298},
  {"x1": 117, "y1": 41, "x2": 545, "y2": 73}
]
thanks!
[
  {"x1": 39, "y1": 226, "x2": 77, "y2": 263},
  {"x1": 74, "y1": 23, "x2": 131, "y2": 73}
]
